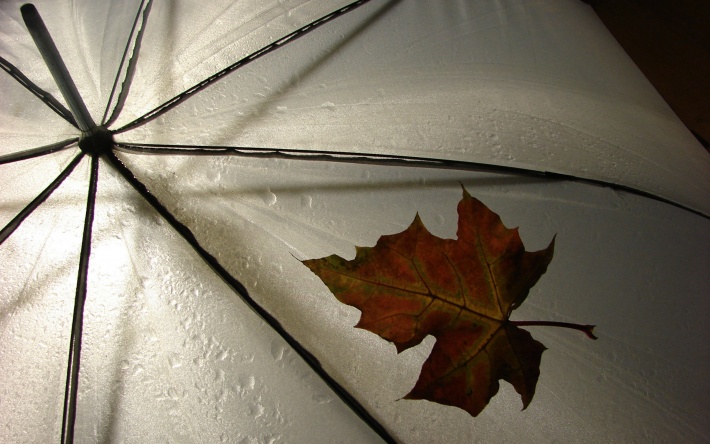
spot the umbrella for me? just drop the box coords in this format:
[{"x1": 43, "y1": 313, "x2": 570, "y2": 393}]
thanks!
[{"x1": 1, "y1": 0, "x2": 708, "y2": 442}]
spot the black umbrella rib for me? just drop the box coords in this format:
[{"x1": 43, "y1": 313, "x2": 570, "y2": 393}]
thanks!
[
  {"x1": 105, "y1": 151, "x2": 396, "y2": 444},
  {"x1": 102, "y1": 0, "x2": 154, "y2": 127},
  {"x1": 0, "y1": 56, "x2": 78, "y2": 129},
  {"x1": 0, "y1": 152, "x2": 84, "y2": 246},
  {"x1": 113, "y1": 0, "x2": 375, "y2": 134},
  {"x1": 115, "y1": 142, "x2": 710, "y2": 220},
  {"x1": 62, "y1": 154, "x2": 99, "y2": 444},
  {"x1": 0, "y1": 138, "x2": 78, "y2": 165},
  {"x1": 115, "y1": 142, "x2": 545, "y2": 175}
]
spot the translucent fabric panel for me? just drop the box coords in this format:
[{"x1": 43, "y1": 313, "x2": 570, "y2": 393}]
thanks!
[
  {"x1": 0, "y1": 158, "x2": 382, "y2": 443},
  {"x1": 117, "y1": 152, "x2": 709, "y2": 442},
  {"x1": 108, "y1": 0, "x2": 359, "y2": 128},
  {"x1": 0, "y1": 69, "x2": 76, "y2": 152},
  {"x1": 1, "y1": 0, "x2": 709, "y2": 442},
  {"x1": 1, "y1": 143, "x2": 708, "y2": 442},
  {"x1": 0, "y1": 0, "x2": 143, "y2": 121},
  {"x1": 121, "y1": 0, "x2": 710, "y2": 215},
  {"x1": 3, "y1": 0, "x2": 707, "y2": 212},
  {"x1": 0, "y1": 157, "x2": 90, "y2": 442},
  {"x1": 0, "y1": 149, "x2": 80, "y2": 227}
]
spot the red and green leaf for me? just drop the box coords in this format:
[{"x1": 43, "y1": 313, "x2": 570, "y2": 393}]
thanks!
[{"x1": 303, "y1": 187, "x2": 594, "y2": 416}]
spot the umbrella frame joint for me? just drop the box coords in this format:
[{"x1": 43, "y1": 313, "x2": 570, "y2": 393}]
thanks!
[{"x1": 78, "y1": 127, "x2": 115, "y2": 156}]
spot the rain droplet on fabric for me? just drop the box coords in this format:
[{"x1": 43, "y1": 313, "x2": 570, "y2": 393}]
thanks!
[
  {"x1": 215, "y1": 388, "x2": 227, "y2": 403},
  {"x1": 261, "y1": 189, "x2": 277, "y2": 206},
  {"x1": 240, "y1": 375, "x2": 255, "y2": 391},
  {"x1": 300, "y1": 194, "x2": 313, "y2": 208},
  {"x1": 248, "y1": 402, "x2": 264, "y2": 418},
  {"x1": 312, "y1": 392, "x2": 334, "y2": 404},
  {"x1": 271, "y1": 340, "x2": 285, "y2": 361},
  {"x1": 167, "y1": 387, "x2": 180, "y2": 400},
  {"x1": 168, "y1": 353, "x2": 182, "y2": 368}
]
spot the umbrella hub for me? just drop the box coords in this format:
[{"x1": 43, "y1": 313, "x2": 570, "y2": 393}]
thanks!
[{"x1": 79, "y1": 127, "x2": 114, "y2": 156}]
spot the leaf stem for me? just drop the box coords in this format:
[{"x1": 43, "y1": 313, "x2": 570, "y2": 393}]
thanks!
[{"x1": 511, "y1": 320, "x2": 597, "y2": 340}]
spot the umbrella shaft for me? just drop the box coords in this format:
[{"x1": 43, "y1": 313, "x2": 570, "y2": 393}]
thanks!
[{"x1": 21, "y1": 4, "x2": 96, "y2": 132}]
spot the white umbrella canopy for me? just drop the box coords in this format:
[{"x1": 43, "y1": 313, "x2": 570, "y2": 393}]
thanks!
[{"x1": 1, "y1": 0, "x2": 708, "y2": 443}]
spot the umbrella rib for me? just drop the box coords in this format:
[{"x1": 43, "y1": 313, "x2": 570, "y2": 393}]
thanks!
[
  {"x1": 101, "y1": 0, "x2": 154, "y2": 127},
  {"x1": 113, "y1": 0, "x2": 375, "y2": 134},
  {"x1": 114, "y1": 142, "x2": 710, "y2": 220},
  {"x1": 104, "y1": 151, "x2": 396, "y2": 444},
  {"x1": 0, "y1": 152, "x2": 84, "y2": 246},
  {"x1": 0, "y1": 56, "x2": 78, "y2": 129},
  {"x1": 0, "y1": 138, "x2": 78, "y2": 165},
  {"x1": 62, "y1": 154, "x2": 99, "y2": 444}
]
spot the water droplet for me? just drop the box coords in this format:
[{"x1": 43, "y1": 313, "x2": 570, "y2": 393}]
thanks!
[
  {"x1": 168, "y1": 387, "x2": 180, "y2": 400},
  {"x1": 271, "y1": 341, "x2": 285, "y2": 361},
  {"x1": 312, "y1": 392, "x2": 333, "y2": 404},
  {"x1": 300, "y1": 194, "x2": 313, "y2": 208},
  {"x1": 261, "y1": 189, "x2": 277, "y2": 206},
  {"x1": 248, "y1": 402, "x2": 264, "y2": 418},
  {"x1": 168, "y1": 353, "x2": 182, "y2": 368}
]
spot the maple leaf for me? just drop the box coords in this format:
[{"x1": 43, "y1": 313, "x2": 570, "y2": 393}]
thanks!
[{"x1": 302, "y1": 187, "x2": 595, "y2": 417}]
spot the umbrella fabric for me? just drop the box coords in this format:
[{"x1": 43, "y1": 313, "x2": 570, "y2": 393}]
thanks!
[{"x1": 1, "y1": 1, "x2": 708, "y2": 443}]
